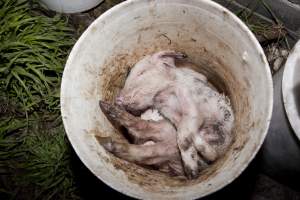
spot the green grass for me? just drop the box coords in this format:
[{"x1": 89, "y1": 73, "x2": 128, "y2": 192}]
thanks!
[
  {"x1": 0, "y1": 0, "x2": 75, "y2": 114},
  {"x1": 229, "y1": 0, "x2": 297, "y2": 49},
  {"x1": 0, "y1": 0, "x2": 77, "y2": 199},
  {"x1": 0, "y1": 117, "x2": 79, "y2": 200},
  {"x1": 0, "y1": 89, "x2": 79, "y2": 200}
]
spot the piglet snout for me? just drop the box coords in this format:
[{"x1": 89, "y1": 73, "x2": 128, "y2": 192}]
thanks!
[
  {"x1": 116, "y1": 95, "x2": 134, "y2": 107},
  {"x1": 115, "y1": 96, "x2": 145, "y2": 116},
  {"x1": 116, "y1": 96, "x2": 124, "y2": 106}
]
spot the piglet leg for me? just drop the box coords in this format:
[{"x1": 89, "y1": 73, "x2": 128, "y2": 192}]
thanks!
[
  {"x1": 193, "y1": 134, "x2": 217, "y2": 163},
  {"x1": 175, "y1": 87, "x2": 208, "y2": 179},
  {"x1": 177, "y1": 88, "x2": 219, "y2": 178},
  {"x1": 155, "y1": 86, "x2": 204, "y2": 179},
  {"x1": 99, "y1": 101, "x2": 182, "y2": 173},
  {"x1": 152, "y1": 51, "x2": 187, "y2": 68},
  {"x1": 99, "y1": 101, "x2": 170, "y2": 143},
  {"x1": 97, "y1": 136, "x2": 173, "y2": 165}
]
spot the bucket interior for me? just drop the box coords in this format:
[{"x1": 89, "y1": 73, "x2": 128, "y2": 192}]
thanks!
[{"x1": 61, "y1": 0, "x2": 272, "y2": 199}]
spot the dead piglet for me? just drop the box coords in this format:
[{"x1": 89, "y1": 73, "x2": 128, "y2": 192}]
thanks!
[
  {"x1": 97, "y1": 101, "x2": 184, "y2": 176},
  {"x1": 115, "y1": 50, "x2": 212, "y2": 178},
  {"x1": 115, "y1": 51, "x2": 234, "y2": 179}
]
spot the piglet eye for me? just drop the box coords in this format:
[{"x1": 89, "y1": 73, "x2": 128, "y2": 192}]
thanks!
[
  {"x1": 163, "y1": 62, "x2": 172, "y2": 67},
  {"x1": 138, "y1": 70, "x2": 146, "y2": 76}
]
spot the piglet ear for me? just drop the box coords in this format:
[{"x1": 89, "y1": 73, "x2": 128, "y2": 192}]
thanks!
[
  {"x1": 157, "y1": 51, "x2": 187, "y2": 60},
  {"x1": 153, "y1": 51, "x2": 187, "y2": 68}
]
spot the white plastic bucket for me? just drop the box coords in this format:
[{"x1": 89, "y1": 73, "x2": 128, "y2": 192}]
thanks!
[
  {"x1": 40, "y1": 0, "x2": 104, "y2": 13},
  {"x1": 61, "y1": 0, "x2": 273, "y2": 199},
  {"x1": 283, "y1": 40, "x2": 300, "y2": 141}
]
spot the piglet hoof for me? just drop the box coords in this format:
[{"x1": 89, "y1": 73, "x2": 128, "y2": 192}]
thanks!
[
  {"x1": 95, "y1": 136, "x2": 114, "y2": 152},
  {"x1": 180, "y1": 148, "x2": 201, "y2": 179},
  {"x1": 99, "y1": 100, "x2": 124, "y2": 120},
  {"x1": 96, "y1": 136, "x2": 129, "y2": 156},
  {"x1": 184, "y1": 164, "x2": 200, "y2": 179}
]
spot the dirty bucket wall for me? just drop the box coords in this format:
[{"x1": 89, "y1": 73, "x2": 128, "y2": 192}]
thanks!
[{"x1": 61, "y1": 0, "x2": 273, "y2": 199}]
